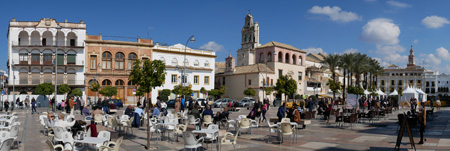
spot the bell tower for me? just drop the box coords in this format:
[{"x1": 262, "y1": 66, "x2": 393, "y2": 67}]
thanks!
[
  {"x1": 236, "y1": 13, "x2": 260, "y2": 66},
  {"x1": 407, "y1": 45, "x2": 416, "y2": 67}
]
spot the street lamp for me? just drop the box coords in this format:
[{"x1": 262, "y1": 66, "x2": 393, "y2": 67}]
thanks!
[
  {"x1": 183, "y1": 35, "x2": 195, "y2": 102},
  {"x1": 12, "y1": 60, "x2": 15, "y2": 112},
  {"x1": 95, "y1": 63, "x2": 101, "y2": 104},
  {"x1": 54, "y1": 25, "x2": 61, "y2": 111}
]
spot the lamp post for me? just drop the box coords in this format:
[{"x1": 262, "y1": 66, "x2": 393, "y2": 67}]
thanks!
[
  {"x1": 54, "y1": 25, "x2": 61, "y2": 111},
  {"x1": 183, "y1": 35, "x2": 195, "y2": 102},
  {"x1": 12, "y1": 61, "x2": 15, "y2": 112},
  {"x1": 95, "y1": 63, "x2": 100, "y2": 105}
]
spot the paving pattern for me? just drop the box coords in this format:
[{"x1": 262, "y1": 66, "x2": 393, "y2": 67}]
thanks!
[{"x1": 12, "y1": 106, "x2": 450, "y2": 151}]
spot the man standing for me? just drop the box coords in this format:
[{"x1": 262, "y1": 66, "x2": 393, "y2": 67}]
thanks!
[
  {"x1": 4, "y1": 100, "x2": 8, "y2": 112},
  {"x1": 102, "y1": 98, "x2": 109, "y2": 114},
  {"x1": 418, "y1": 105, "x2": 426, "y2": 144},
  {"x1": 31, "y1": 97, "x2": 38, "y2": 114}
]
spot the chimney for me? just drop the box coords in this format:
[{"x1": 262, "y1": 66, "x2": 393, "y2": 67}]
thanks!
[
  {"x1": 12, "y1": 18, "x2": 16, "y2": 22},
  {"x1": 65, "y1": 19, "x2": 68, "y2": 23},
  {"x1": 80, "y1": 20, "x2": 84, "y2": 24}
]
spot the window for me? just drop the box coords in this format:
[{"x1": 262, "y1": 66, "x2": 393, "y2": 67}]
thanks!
[
  {"x1": 222, "y1": 77, "x2": 225, "y2": 85},
  {"x1": 194, "y1": 75, "x2": 199, "y2": 84},
  {"x1": 181, "y1": 75, "x2": 187, "y2": 84},
  {"x1": 67, "y1": 54, "x2": 76, "y2": 64},
  {"x1": 102, "y1": 52, "x2": 112, "y2": 69},
  {"x1": 248, "y1": 80, "x2": 251, "y2": 85},
  {"x1": 115, "y1": 52, "x2": 124, "y2": 69},
  {"x1": 279, "y1": 69, "x2": 283, "y2": 77},
  {"x1": 398, "y1": 80, "x2": 402, "y2": 85},
  {"x1": 171, "y1": 74, "x2": 177, "y2": 84},
  {"x1": 381, "y1": 80, "x2": 385, "y2": 85},
  {"x1": 194, "y1": 60, "x2": 199, "y2": 67},
  {"x1": 432, "y1": 82, "x2": 435, "y2": 87},
  {"x1": 183, "y1": 59, "x2": 189, "y2": 66},
  {"x1": 128, "y1": 53, "x2": 137, "y2": 69},
  {"x1": 298, "y1": 72, "x2": 302, "y2": 80},
  {"x1": 204, "y1": 61, "x2": 209, "y2": 67},
  {"x1": 171, "y1": 58, "x2": 178, "y2": 66},
  {"x1": 418, "y1": 80, "x2": 421, "y2": 84},
  {"x1": 102, "y1": 79, "x2": 111, "y2": 86},
  {"x1": 298, "y1": 56, "x2": 302, "y2": 65},
  {"x1": 278, "y1": 52, "x2": 282, "y2": 62},
  {"x1": 31, "y1": 53, "x2": 40, "y2": 64},
  {"x1": 426, "y1": 82, "x2": 429, "y2": 87},
  {"x1": 271, "y1": 79, "x2": 273, "y2": 86},
  {"x1": 259, "y1": 53, "x2": 264, "y2": 63},
  {"x1": 267, "y1": 53, "x2": 272, "y2": 62},
  {"x1": 19, "y1": 53, "x2": 28, "y2": 64},
  {"x1": 115, "y1": 80, "x2": 124, "y2": 86},
  {"x1": 90, "y1": 55, "x2": 97, "y2": 69},
  {"x1": 43, "y1": 53, "x2": 52, "y2": 65},
  {"x1": 410, "y1": 80, "x2": 414, "y2": 85},
  {"x1": 42, "y1": 38, "x2": 47, "y2": 46},
  {"x1": 204, "y1": 76, "x2": 210, "y2": 85},
  {"x1": 70, "y1": 39, "x2": 75, "y2": 46}
]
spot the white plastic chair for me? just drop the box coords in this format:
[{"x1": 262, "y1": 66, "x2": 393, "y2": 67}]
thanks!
[
  {"x1": 183, "y1": 131, "x2": 203, "y2": 151},
  {"x1": 61, "y1": 131, "x2": 83, "y2": 151},
  {"x1": 0, "y1": 138, "x2": 13, "y2": 151},
  {"x1": 99, "y1": 136, "x2": 123, "y2": 151},
  {"x1": 9, "y1": 125, "x2": 19, "y2": 148},
  {"x1": 174, "y1": 122, "x2": 188, "y2": 142},
  {"x1": 239, "y1": 118, "x2": 251, "y2": 135},
  {"x1": 52, "y1": 126, "x2": 65, "y2": 144},
  {"x1": 221, "y1": 129, "x2": 240, "y2": 151},
  {"x1": 94, "y1": 114, "x2": 103, "y2": 125},
  {"x1": 266, "y1": 120, "x2": 280, "y2": 143},
  {"x1": 280, "y1": 123, "x2": 294, "y2": 146},
  {"x1": 95, "y1": 131, "x2": 111, "y2": 148},
  {"x1": 188, "y1": 115, "x2": 200, "y2": 125},
  {"x1": 46, "y1": 139, "x2": 65, "y2": 151},
  {"x1": 164, "y1": 118, "x2": 178, "y2": 142},
  {"x1": 203, "y1": 115, "x2": 213, "y2": 127},
  {"x1": 281, "y1": 118, "x2": 291, "y2": 123},
  {"x1": 66, "y1": 115, "x2": 75, "y2": 122},
  {"x1": 204, "y1": 124, "x2": 219, "y2": 150}
]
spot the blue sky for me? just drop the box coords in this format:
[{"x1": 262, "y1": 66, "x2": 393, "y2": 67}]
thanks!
[{"x1": 2, "y1": 0, "x2": 450, "y2": 74}]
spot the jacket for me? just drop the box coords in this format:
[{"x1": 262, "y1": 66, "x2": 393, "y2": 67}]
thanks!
[
  {"x1": 175, "y1": 101, "x2": 180, "y2": 113},
  {"x1": 293, "y1": 109, "x2": 301, "y2": 123},
  {"x1": 69, "y1": 99, "x2": 74, "y2": 109}
]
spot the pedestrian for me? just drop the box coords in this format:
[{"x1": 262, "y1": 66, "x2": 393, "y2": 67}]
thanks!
[
  {"x1": 261, "y1": 102, "x2": 267, "y2": 122},
  {"x1": 75, "y1": 97, "x2": 82, "y2": 114},
  {"x1": 181, "y1": 97, "x2": 185, "y2": 112},
  {"x1": 102, "y1": 97, "x2": 109, "y2": 114},
  {"x1": 31, "y1": 97, "x2": 38, "y2": 114},
  {"x1": 418, "y1": 105, "x2": 426, "y2": 144},
  {"x1": 4, "y1": 100, "x2": 9, "y2": 112},
  {"x1": 69, "y1": 97, "x2": 75, "y2": 115},
  {"x1": 16, "y1": 98, "x2": 20, "y2": 108},
  {"x1": 277, "y1": 102, "x2": 286, "y2": 122},
  {"x1": 175, "y1": 99, "x2": 181, "y2": 113},
  {"x1": 436, "y1": 98, "x2": 441, "y2": 110},
  {"x1": 51, "y1": 97, "x2": 56, "y2": 111},
  {"x1": 292, "y1": 103, "x2": 300, "y2": 123},
  {"x1": 24, "y1": 98, "x2": 29, "y2": 109},
  {"x1": 273, "y1": 99, "x2": 277, "y2": 107}
]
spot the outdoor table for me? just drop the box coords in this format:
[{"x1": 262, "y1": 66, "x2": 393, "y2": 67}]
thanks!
[
  {"x1": 74, "y1": 136, "x2": 109, "y2": 150},
  {"x1": 192, "y1": 129, "x2": 219, "y2": 151}
]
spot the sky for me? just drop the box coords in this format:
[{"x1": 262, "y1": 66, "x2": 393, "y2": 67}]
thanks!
[{"x1": 2, "y1": 0, "x2": 450, "y2": 74}]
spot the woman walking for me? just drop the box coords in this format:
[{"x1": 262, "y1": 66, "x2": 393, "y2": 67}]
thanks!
[
  {"x1": 31, "y1": 97, "x2": 38, "y2": 114},
  {"x1": 261, "y1": 102, "x2": 267, "y2": 122}
]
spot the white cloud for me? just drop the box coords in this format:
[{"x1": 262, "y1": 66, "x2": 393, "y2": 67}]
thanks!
[
  {"x1": 373, "y1": 44, "x2": 406, "y2": 55},
  {"x1": 436, "y1": 47, "x2": 450, "y2": 61},
  {"x1": 422, "y1": 16, "x2": 450, "y2": 29},
  {"x1": 383, "y1": 53, "x2": 408, "y2": 66},
  {"x1": 360, "y1": 18, "x2": 400, "y2": 45},
  {"x1": 419, "y1": 54, "x2": 441, "y2": 66},
  {"x1": 199, "y1": 41, "x2": 225, "y2": 52},
  {"x1": 308, "y1": 6, "x2": 361, "y2": 23},
  {"x1": 386, "y1": 1, "x2": 411, "y2": 8},
  {"x1": 343, "y1": 48, "x2": 358, "y2": 54},
  {"x1": 413, "y1": 39, "x2": 419, "y2": 44},
  {"x1": 302, "y1": 47, "x2": 324, "y2": 54}
]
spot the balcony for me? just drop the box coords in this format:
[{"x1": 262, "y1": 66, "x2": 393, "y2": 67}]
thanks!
[
  {"x1": 12, "y1": 59, "x2": 84, "y2": 67},
  {"x1": 11, "y1": 41, "x2": 84, "y2": 48},
  {"x1": 12, "y1": 79, "x2": 84, "y2": 87}
]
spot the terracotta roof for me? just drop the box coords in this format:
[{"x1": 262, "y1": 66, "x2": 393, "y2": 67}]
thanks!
[
  {"x1": 307, "y1": 53, "x2": 325, "y2": 62},
  {"x1": 216, "y1": 63, "x2": 274, "y2": 75},
  {"x1": 318, "y1": 53, "x2": 327, "y2": 58},
  {"x1": 259, "y1": 41, "x2": 306, "y2": 53},
  {"x1": 215, "y1": 62, "x2": 226, "y2": 74},
  {"x1": 388, "y1": 64, "x2": 398, "y2": 68}
]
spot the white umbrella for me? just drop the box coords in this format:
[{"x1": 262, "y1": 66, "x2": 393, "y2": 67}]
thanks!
[
  {"x1": 389, "y1": 89, "x2": 398, "y2": 96},
  {"x1": 377, "y1": 89, "x2": 386, "y2": 96},
  {"x1": 364, "y1": 89, "x2": 370, "y2": 95}
]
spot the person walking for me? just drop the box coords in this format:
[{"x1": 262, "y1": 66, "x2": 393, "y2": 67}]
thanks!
[
  {"x1": 436, "y1": 98, "x2": 441, "y2": 110},
  {"x1": 51, "y1": 97, "x2": 56, "y2": 111},
  {"x1": 69, "y1": 97, "x2": 75, "y2": 115},
  {"x1": 102, "y1": 98, "x2": 109, "y2": 114},
  {"x1": 75, "y1": 97, "x2": 82, "y2": 114},
  {"x1": 31, "y1": 97, "x2": 38, "y2": 114},
  {"x1": 277, "y1": 103, "x2": 286, "y2": 122},
  {"x1": 261, "y1": 102, "x2": 267, "y2": 122},
  {"x1": 24, "y1": 98, "x2": 29, "y2": 110},
  {"x1": 418, "y1": 105, "x2": 427, "y2": 144},
  {"x1": 4, "y1": 100, "x2": 9, "y2": 112}
]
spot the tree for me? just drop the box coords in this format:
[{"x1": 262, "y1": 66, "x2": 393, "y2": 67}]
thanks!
[
  {"x1": 265, "y1": 87, "x2": 274, "y2": 96},
  {"x1": 200, "y1": 87, "x2": 207, "y2": 98},
  {"x1": 208, "y1": 86, "x2": 227, "y2": 101},
  {"x1": 159, "y1": 89, "x2": 171, "y2": 102},
  {"x1": 243, "y1": 87, "x2": 256, "y2": 97},
  {"x1": 218, "y1": 85, "x2": 227, "y2": 97},
  {"x1": 90, "y1": 82, "x2": 100, "y2": 102},
  {"x1": 341, "y1": 53, "x2": 354, "y2": 103},
  {"x1": 58, "y1": 84, "x2": 71, "y2": 100},
  {"x1": 181, "y1": 85, "x2": 193, "y2": 96},
  {"x1": 172, "y1": 84, "x2": 182, "y2": 98},
  {"x1": 71, "y1": 88, "x2": 83, "y2": 97},
  {"x1": 326, "y1": 79, "x2": 341, "y2": 99},
  {"x1": 35, "y1": 83, "x2": 55, "y2": 111},
  {"x1": 99, "y1": 86, "x2": 117, "y2": 98},
  {"x1": 128, "y1": 59, "x2": 166, "y2": 150},
  {"x1": 275, "y1": 75, "x2": 297, "y2": 102},
  {"x1": 321, "y1": 54, "x2": 341, "y2": 82}
]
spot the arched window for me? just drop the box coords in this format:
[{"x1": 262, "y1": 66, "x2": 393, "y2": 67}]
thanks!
[
  {"x1": 204, "y1": 61, "x2": 210, "y2": 67},
  {"x1": 159, "y1": 57, "x2": 165, "y2": 64},
  {"x1": 115, "y1": 79, "x2": 124, "y2": 86},
  {"x1": 102, "y1": 79, "x2": 111, "y2": 86},
  {"x1": 128, "y1": 53, "x2": 137, "y2": 69},
  {"x1": 285, "y1": 53, "x2": 290, "y2": 64},
  {"x1": 292, "y1": 54, "x2": 297, "y2": 65},
  {"x1": 102, "y1": 52, "x2": 112, "y2": 69},
  {"x1": 278, "y1": 52, "x2": 283, "y2": 62},
  {"x1": 18, "y1": 31, "x2": 29, "y2": 46},
  {"x1": 259, "y1": 53, "x2": 264, "y2": 63},
  {"x1": 299, "y1": 56, "x2": 303, "y2": 66},
  {"x1": 194, "y1": 60, "x2": 199, "y2": 66},
  {"x1": 115, "y1": 52, "x2": 124, "y2": 69},
  {"x1": 127, "y1": 80, "x2": 135, "y2": 86},
  {"x1": 171, "y1": 58, "x2": 178, "y2": 66},
  {"x1": 267, "y1": 52, "x2": 272, "y2": 62}
]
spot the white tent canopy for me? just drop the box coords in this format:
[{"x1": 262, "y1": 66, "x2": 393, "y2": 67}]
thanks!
[
  {"x1": 377, "y1": 89, "x2": 386, "y2": 96},
  {"x1": 364, "y1": 89, "x2": 370, "y2": 95},
  {"x1": 389, "y1": 89, "x2": 398, "y2": 96},
  {"x1": 401, "y1": 86, "x2": 419, "y2": 106}
]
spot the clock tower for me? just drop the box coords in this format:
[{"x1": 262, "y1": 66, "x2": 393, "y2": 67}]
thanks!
[{"x1": 407, "y1": 46, "x2": 416, "y2": 67}]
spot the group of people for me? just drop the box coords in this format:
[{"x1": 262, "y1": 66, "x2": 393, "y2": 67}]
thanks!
[
  {"x1": 246, "y1": 99, "x2": 269, "y2": 123},
  {"x1": 2, "y1": 97, "x2": 38, "y2": 113},
  {"x1": 359, "y1": 96, "x2": 393, "y2": 111}
]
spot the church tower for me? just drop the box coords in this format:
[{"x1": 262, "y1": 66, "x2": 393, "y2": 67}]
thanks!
[
  {"x1": 407, "y1": 46, "x2": 416, "y2": 67},
  {"x1": 236, "y1": 13, "x2": 260, "y2": 66}
]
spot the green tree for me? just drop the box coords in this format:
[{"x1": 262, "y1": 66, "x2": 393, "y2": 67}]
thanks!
[
  {"x1": 128, "y1": 59, "x2": 166, "y2": 150},
  {"x1": 265, "y1": 87, "x2": 274, "y2": 96},
  {"x1": 182, "y1": 85, "x2": 193, "y2": 96},
  {"x1": 322, "y1": 54, "x2": 340, "y2": 99},
  {"x1": 71, "y1": 88, "x2": 83, "y2": 97},
  {"x1": 159, "y1": 89, "x2": 171, "y2": 102},
  {"x1": 326, "y1": 79, "x2": 341, "y2": 99},
  {"x1": 58, "y1": 84, "x2": 71, "y2": 100},
  {"x1": 275, "y1": 75, "x2": 297, "y2": 102},
  {"x1": 35, "y1": 83, "x2": 55, "y2": 111},
  {"x1": 218, "y1": 85, "x2": 227, "y2": 97},
  {"x1": 99, "y1": 86, "x2": 117, "y2": 98},
  {"x1": 200, "y1": 87, "x2": 207, "y2": 98},
  {"x1": 90, "y1": 82, "x2": 100, "y2": 102},
  {"x1": 243, "y1": 87, "x2": 256, "y2": 97},
  {"x1": 208, "y1": 86, "x2": 227, "y2": 101},
  {"x1": 172, "y1": 84, "x2": 182, "y2": 98}
]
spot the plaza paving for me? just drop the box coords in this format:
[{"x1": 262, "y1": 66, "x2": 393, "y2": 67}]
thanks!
[{"x1": 11, "y1": 106, "x2": 450, "y2": 151}]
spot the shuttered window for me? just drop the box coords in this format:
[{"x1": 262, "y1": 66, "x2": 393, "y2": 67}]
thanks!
[
  {"x1": 57, "y1": 54, "x2": 64, "y2": 65},
  {"x1": 67, "y1": 54, "x2": 76, "y2": 64}
]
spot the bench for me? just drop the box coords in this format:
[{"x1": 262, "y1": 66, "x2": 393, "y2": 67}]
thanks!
[{"x1": 297, "y1": 120, "x2": 311, "y2": 129}]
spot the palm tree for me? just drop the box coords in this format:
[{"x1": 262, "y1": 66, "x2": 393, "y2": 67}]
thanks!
[
  {"x1": 341, "y1": 53, "x2": 354, "y2": 102},
  {"x1": 321, "y1": 53, "x2": 341, "y2": 99},
  {"x1": 353, "y1": 53, "x2": 369, "y2": 87}
]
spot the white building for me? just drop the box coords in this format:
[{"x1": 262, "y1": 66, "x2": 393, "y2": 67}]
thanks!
[
  {"x1": 7, "y1": 18, "x2": 86, "y2": 104},
  {"x1": 151, "y1": 43, "x2": 216, "y2": 103}
]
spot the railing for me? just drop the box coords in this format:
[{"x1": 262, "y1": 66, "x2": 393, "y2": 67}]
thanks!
[
  {"x1": 11, "y1": 41, "x2": 84, "y2": 47},
  {"x1": 66, "y1": 80, "x2": 85, "y2": 85},
  {"x1": 32, "y1": 79, "x2": 40, "y2": 84},
  {"x1": 19, "y1": 79, "x2": 28, "y2": 85},
  {"x1": 11, "y1": 59, "x2": 84, "y2": 66}
]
